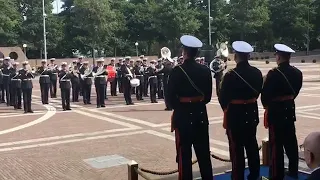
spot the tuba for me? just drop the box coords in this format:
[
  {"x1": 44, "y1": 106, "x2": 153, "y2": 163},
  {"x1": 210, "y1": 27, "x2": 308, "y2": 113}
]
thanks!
[
  {"x1": 80, "y1": 65, "x2": 93, "y2": 80},
  {"x1": 93, "y1": 65, "x2": 106, "y2": 77},
  {"x1": 161, "y1": 47, "x2": 173, "y2": 62},
  {"x1": 210, "y1": 41, "x2": 228, "y2": 74}
]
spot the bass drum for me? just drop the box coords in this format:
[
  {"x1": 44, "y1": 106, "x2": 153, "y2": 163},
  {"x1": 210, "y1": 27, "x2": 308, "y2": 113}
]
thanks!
[
  {"x1": 130, "y1": 78, "x2": 140, "y2": 87},
  {"x1": 106, "y1": 65, "x2": 116, "y2": 82}
]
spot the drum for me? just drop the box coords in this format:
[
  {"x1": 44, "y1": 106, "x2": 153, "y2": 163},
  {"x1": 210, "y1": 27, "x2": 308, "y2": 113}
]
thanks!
[
  {"x1": 130, "y1": 78, "x2": 140, "y2": 87},
  {"x1": 106, "y1": 65, "x2": 116, "y2": 82}
]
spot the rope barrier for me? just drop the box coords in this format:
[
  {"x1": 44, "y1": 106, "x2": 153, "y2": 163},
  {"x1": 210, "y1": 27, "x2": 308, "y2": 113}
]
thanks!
[{"x1": 131, "y1": 143, "x2": 305, "y2": 179}]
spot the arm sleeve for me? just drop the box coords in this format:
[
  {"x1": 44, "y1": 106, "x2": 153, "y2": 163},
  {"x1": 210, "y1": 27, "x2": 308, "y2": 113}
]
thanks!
[
  {"x1": 167, "y1": 69, "x2": 179, "y2": 109},
  {"x1": 261, "y1": 70, "x2": 274, "y2": 107},
  {"x1": 218, "y1": 72, "x2": 232, "y2": 110},
  {"x1": 204, "y1": 68, "x2": 213, "y2": 104}
]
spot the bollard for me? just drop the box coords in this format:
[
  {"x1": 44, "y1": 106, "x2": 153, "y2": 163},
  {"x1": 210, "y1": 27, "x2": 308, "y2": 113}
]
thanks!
[
  {"x1": 262, "y1": 138, "x2": 270, "y2": 166},
  {"x1": 128, "y1": 160, "x2": 138, "y2": 180}
]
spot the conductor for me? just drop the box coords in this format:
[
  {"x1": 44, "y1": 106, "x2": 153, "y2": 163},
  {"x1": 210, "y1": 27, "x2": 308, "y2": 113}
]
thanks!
[{"x1": 168, "y1": 35, "x2": 213, "y2": 180}]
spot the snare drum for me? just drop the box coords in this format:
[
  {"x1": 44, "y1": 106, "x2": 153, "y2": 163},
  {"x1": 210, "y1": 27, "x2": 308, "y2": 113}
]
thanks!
[{"x1": 130, "y1": 78, "x2": 140, "y2": 87}]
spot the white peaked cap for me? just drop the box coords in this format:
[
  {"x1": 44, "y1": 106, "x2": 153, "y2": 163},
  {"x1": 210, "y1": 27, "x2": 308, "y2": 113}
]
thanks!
[
  {"x1": 274, "y1": 44, "x2": 295, "y2": 53},
  {"x1": 180, "y1": 35, "x2": 203, "y2": 48},
  {"x1": 232, "y1": 41, "x2": 254, "y2": 53}
]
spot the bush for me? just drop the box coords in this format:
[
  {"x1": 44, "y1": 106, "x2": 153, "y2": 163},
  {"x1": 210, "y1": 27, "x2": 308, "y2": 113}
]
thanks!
[
  {"x1": 312, "y1": 59, "x2": 317, "y2": 63},
  {"x1": 266, "y1": 60, "x2": 269, "y2": 64},
  {"x1": 265, "y1": 56, "x2": 270, "y2": 59},
  {"x1": 301, "y1": 59, "x2": 305, "y2": 63}
]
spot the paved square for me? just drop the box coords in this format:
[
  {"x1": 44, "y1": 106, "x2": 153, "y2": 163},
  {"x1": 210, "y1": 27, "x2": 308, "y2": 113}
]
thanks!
[{"x1": 0, "y1": 61, "x2": 319, "y2": 180}]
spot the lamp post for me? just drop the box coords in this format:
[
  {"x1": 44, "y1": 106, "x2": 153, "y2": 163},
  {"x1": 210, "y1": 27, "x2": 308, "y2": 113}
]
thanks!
[
  {"x1": 208, "y1": 0, "x2": 212, "y2": 46},
  {"x1": 135, "y1": 42, "x2": 139, "y2": 57},
  {"x1": 23, "y1": 44, "x2": 27, "y2": 61},
  {"x1": 307, "y1": 0, "x2": 315, "y2": 55},
  {"x1": 42, "y1": 0, "x2": 48, "y2": 61}
]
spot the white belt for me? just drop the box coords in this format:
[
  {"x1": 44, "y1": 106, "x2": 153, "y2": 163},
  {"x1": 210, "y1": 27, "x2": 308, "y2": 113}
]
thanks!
[
  {"x1": 135, "y1": 75, "x2": 143, "y2": 77},
  {"x1": 159, "y1": 73, "x2": 164, "y2": 76},
  {"x1": 60, "y1": 79, "x2": 71, "y2": 82},
  {"x1": 149, "y1": 76, "x2": 157, "y2": 78},
  {"x1": 84, "y1": 77, "x2": 92, "y2": 79},
  {"x1": 95, "y1": 76, "x2": 105, "y2": 78},
  {"x1": 52, "y1": 73, "x2": 57, "y2": 74},
  {"x1": 3, "y1": 74, "x2": 9, "y2": 76},
  {"x1": 11, "y1": 79, "x2": 21, "y2": 81},
  {"x1": 23, "y1": 79, "x2": 32, "y2": 81},
  {"x1": 40, "y1": 75, "x2": 50, "y2": 77}
]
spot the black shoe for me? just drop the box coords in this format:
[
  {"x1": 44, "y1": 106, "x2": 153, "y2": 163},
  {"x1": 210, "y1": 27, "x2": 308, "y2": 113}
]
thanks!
[
  {"x1": 97, "y1": 105, "x2": 101, "y2": 108},
  {"x1": 101, "y1": 105, "x2": 105, "y2": 107},
  {"x1": 17, "y1": 107, "x2": 22, "y2": 109},
  {"x1": 129, "y1": 103, "x2": 134, "y2": 105},
  {"x1": 28, "y1": 110, "x2": 34, "y2": 113},
  {"x1": 63, "y1": 109, "x2": 67, "y2": 111},
  {"x1": 87, "y1": 102, "x2": 91, "y2": 104},
  {"x1": 66, "y1": 108, "x2": 71, "y2": 111}
]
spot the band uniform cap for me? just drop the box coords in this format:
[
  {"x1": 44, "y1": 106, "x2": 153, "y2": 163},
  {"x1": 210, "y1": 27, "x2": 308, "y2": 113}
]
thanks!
[
  {"x1": 4, "y1": 57, "x2": 10, "y2": 60},
  {"x1": 22, "y1": 61, "x2": 29, "y2": 65},
  {"x1": 150, "y1": 60, "x2": 157, "y2": 63},
  {"x1": 72, "y1": 59, "x2": 77, "y2": 63},
  {"x1": 0, "y1": 58, "x2": 3, "y2": 61},
  {"x1": 139, "y1": 55, "x2": 144, "y2": 58},
  {"x1": 111, "y1": 58, "x2": 115, "y2": 61},
  {"x1": 136, "y1": 59, "x2": 142, "y2": 62},
  {"x1": 180, "y1": 35, "x2": 203, "y2": 48},
  {"x1": 157, "y1": 59, "x2": 162, "y2": 62},
  {"x1": 50, "y1": 58, "x2": 56, "y2": 61},
  {"x1": 195, "y1": 57, "x2": 201, "y2": 61},
  {"x1": 118, "y1": 58, "x2": 123, "y2": 61},
  {"x1": 79, "y1": 56, "x2": 84, "y2": 59},
  {"x1": 232, "y1": 41, "x2": 253, "y2": 53},
  {"x1": 13, "y1": 62, "x2": 19, "y2": 65},
  {"x1": 41, "y1": 59, "x2": 47, "y2": 63},
  {"x1": 125, "y1": 56, "x2": 131, "y2": 59},
  {"x1": 274, "y1": 44, "x2": 295, "y2": 53},
  {"x1": 61, "y1": 62, "x2": 68, "y2": 66},
  {"x1": 96, "y1": 58, "x2": 104, "y2": 62},
  {"x1": 83, "y1": 61, "x2": 89, "y2": 64},
  {"x1": 201, "y1": 57, "x2": 205, "y2": 60}
]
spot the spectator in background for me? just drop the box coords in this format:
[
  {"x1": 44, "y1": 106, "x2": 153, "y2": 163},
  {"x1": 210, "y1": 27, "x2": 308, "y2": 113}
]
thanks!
[{"x1": 301, "y1": 132, "x2": 320, "y2": 180}]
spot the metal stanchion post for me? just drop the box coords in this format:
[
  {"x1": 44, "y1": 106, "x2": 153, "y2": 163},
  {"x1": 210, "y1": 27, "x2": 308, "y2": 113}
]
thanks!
[
  {"x1": 262, "y1": 138, "x2": 270, "y2": 166},
  {"x1": 128, "y1": 160, "x2": 138, "y2": 180}
]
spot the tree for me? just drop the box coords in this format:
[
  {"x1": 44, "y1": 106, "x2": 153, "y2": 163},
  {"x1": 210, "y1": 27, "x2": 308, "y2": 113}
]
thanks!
[{"x1": 0, "y1": 0, "x2": 21, "y2": 46}]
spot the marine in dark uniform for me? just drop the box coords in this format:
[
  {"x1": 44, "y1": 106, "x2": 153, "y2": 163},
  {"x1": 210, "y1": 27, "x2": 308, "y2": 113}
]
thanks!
[
  {"x1": 109, "y1": 58, "x2": 117, "y2": 96},
  {"x1": 168, "y1": 35, "x2": 213, "y2": 180},
  {"x1": 59, "y1": 62, "x2": 72, "y2": 111},
  {"x1": 1, "y1": 57, "x2": 11, "y2": 105},
  {"x1": 121, "y1": 57, "x2": 134, "y2": 105},
  {"x1": 9, "y1": 61, "x2": 17, "y2": 106},
  {"x1": 93, "y1": 58, "x2": 108, "y2": 108},
  {"x1": 155, "y1": 59, "x2": 164, "y2": 99},
  {"x1": 19, "y1": 61, "x2": 34, "y2": 113},
  {"x1": 261, "y1": 44, "x2": 303, "y2": 180},
  {"x1": 77, "y1": 56, "x2": 84, "y2": 96},
  {"x1": 0, "y1": 58, "x2": 3, "y2": 103},
  {"x1": 79, "y1": 61, "x2": 93, "y2": 104},
  {"x1": 37, "y1": 60, "x2": 51, "y2": 104},
  {"x1": 142, "y1": 58, "x2": 149, "y2": 97},
  {"x1": 133, "y1": 59, "x2": 144, "y2": 101},
  {"x1": 147, "y1": 60, "x2": 158, "y2": 103},
  {"x1": 219, "y1": 41, "x2": 262, "y2": 180},
  {"x1": 129, "y1": 60, "x2": 135, "y2": 95},
  {"x1": 10, "y1": 62, "x2": 22, "y2": 109},
  {"x1": 48, "y1": 58, "x2": 58, "y2": 98},
  {"x1": 71, "y1": 60, "x2": 80, "y2": 102},
  {"x1": 116, "y1": 58, "x2": 123, "y2": 93},
  {"x1": 158, "y1": 58, "x2": 174, "y2": 111}
]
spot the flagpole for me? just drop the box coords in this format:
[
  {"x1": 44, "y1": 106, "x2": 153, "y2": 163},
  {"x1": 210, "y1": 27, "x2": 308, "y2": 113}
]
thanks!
[{"x1": 42, "y1": 0, "x2": 47, "y2": 61}]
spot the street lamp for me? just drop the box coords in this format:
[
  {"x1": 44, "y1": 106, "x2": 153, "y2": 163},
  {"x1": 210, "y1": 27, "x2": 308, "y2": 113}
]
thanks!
[
  {"x1": 23, "y1": 44, "x2": 27, "y2": 61},
  {"x1": 135, "y1": 42, "x2": 139, "y2": 57},
  {"x1": 307, "y1": 0, "x2": 316, "y2": 55},
  {"x1": 42, "y1": 0, "x2": 48, "y2": 61},
  {"x1": 208, "y1": 0, "x2": 212, "y2": 46}
]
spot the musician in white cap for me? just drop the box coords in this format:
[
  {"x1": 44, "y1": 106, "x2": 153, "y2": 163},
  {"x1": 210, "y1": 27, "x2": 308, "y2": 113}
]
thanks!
[
  {"x1": 9, "y1": 62, "x2": 22, "y2": 109},
  {"x1": 77, "y1": 56, "x2": 84, "y2": 96},
  {"x1": 0, "y1": 58, "x2": 3, "y2": 103},
  {"x1": 120, "y1": 56, "x2": 134, "y2": 105},
  {"x1": 116, "y1": 58, "x2": 124, "y2": 93},
  {"x1": 142, "y1": 58, "x2": 149, "y2": 97},
  {"x1": 129, "y1": 59, "x2": 136, "y2": 95},
  {"x1": 168, "y1": 35, "x2": 213, "y2": 180},
  {"x1": 155, "y1": 59, "x2": 164, "y2": 99},
  {"x1": 37, "y1": 59, "x2": 51, "y2": 104},
  {"x1": 261, "y1": 44, "x2": 303, "y2": 179},
  {"x1": 59, "y1": 62, "x2": 72, "y2": 111},
  {"x1": 48, "y1": 58, "x2": 58, "y2": 98},
  {"x1": 147, "y1": 60, "x2": 158, "y2": 103},
  {"x1": 1, "y1": 57, "x2": 12, "y2": 105},
  {"x1": 219, "y1": 41, "x2": 262, "y2": 180},
  {"x1": 71, "y1": 60, "x2": 80, "y2": 102},
  {"x1": 93, "y1": 58, "x2": 108, "y2": 108},
  {"x1": 133, "y1": 59, "x2": 144, "y2": 101},
  {"x1": 79, "y1": 61, "x2": 93, "y2": 104},
  {"x1": 19, "y1": 61, "x2": 35, "y2": 113}
]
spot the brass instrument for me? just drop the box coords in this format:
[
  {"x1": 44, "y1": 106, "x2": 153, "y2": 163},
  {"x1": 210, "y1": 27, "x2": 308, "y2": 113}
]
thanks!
[
  {"x1": 161, "y1": 47, "x2": 172, "y2": 62},
  {"x1": 80, "y1": 65, "x2": 93, "y2": 80},
  {"x1": 93, "y1": 65, "x2": 106, "y2": 78},
  {"x1": 25, "y1": 63, "x2": 35, "y2": 78}
]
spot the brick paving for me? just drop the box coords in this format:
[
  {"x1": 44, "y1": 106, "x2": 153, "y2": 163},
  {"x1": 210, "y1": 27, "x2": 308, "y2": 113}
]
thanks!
[{"x1": 0, "y1": 61, "x2": 319, "y2": 180}]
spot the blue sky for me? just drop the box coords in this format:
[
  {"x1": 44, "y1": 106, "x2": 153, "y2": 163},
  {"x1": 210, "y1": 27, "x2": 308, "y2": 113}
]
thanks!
[{"x1": 52, "y1": 0, "x2": 64, "y2": 14}]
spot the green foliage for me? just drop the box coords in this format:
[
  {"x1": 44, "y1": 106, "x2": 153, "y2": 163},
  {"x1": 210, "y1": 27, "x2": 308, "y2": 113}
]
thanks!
[{"x1": 0, "y1": 0, "x2": 319, "y2": 58}]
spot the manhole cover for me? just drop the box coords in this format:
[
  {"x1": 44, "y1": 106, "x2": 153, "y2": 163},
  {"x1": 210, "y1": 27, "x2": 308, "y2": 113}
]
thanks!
[{"x1": 83, "y1": 155, "x2": 130, "y2": 169}]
